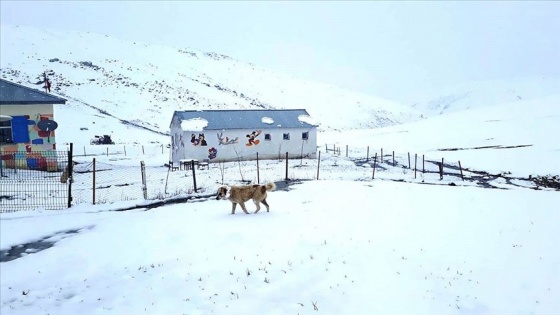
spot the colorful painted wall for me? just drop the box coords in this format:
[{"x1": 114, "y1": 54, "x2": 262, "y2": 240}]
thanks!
[{"x1": 0, "y1": 104, "x2": 61, "y2": 171}]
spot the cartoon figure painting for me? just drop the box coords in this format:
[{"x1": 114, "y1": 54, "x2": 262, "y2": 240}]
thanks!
[
  {"x1": 217, "y1": 132, "x2": 239, "y2": 145},
  {"x1": 246, "y1": 130, "x2": 262, "y2": 146},
  {"x1": 191, "y1": 133, "x2": 207, "y2": 146},
  {"x1": 208, "y1": 147, "x2": 218, "y2": 159}
]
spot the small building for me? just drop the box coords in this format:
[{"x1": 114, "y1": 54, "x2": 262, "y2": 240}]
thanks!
[
  {"x1": 170, "y1": 109, "x2": 318, "y2": 163},
  {"x1": 1, "y1": 78, "x2": 67, "y2": 170}
]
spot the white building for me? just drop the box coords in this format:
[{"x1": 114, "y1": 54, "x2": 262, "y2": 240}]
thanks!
[{"x1": 170, "y1": 109, "x2": 318, "y2": 163}]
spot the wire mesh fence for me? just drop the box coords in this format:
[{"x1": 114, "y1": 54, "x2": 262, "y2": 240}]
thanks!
[{"x1": 1, "y1": 150, "x2": 71, "y2": 212}]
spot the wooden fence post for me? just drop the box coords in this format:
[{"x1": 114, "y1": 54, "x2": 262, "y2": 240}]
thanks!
[
  {"x1": 285, "y1": 152, "x2": 289, "y2": 180},
  {"x1": 124, "y1": 146, "x2": 127, "y2": 156},
  {"x1": 458, "y1": 160, "x2": 464, "y2": 181},
  {"x1": 366, "y1": 146, "x2": 369, "y2": 162},
  {"x1": 83, "y1": 146, "x2": 86, "y2": 156},
  {"x1": 439, "y1": 158, "x2": 444, "y2": 180},
  {"x1": 142, "y1": 145, "x2": 145, "y2": 155},
  {"x1": 372, "y1": 153, "x2": 377, "y2": 179},
  {"x1": 423, "y1": 155, "x2": 425, "y2": 174},
  {"x1": 106, "y1": 147, "x2": 109, "y2": 157},
  {"x1": 141, "y1": 161, "x2": 148, "y2": 199},
  {"x1": 317, "y1": 151, "x2": 321, "y2": 180},
  {"x1": 392, "y1": 151, "x2": 395, "y2": 166},
  {"x1": 256, "y1": 152, "x2": 260, "y2": 184},
  {"x1": 346, "y1": 145, "x2": 348, "y2": 157},
  {"x1": 381, "y1": 148, "x2": 383, "y2": 163},
  {"x1": 414, "y1": 153, "x2": 417, "y2": 179},
  {"x1": 408, "y1": 152, "x2": 411, "y2": 168}
]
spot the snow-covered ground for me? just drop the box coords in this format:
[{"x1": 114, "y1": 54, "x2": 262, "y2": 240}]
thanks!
[
  {"x1": 2, "y1": 96, "x2": 560, "y2": 313},
  {"x1": 1, "y1": 178, "x2": 559, "y2": 315}
]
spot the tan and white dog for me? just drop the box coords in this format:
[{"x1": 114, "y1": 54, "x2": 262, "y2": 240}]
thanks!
[{"x1": 216, "y1": 182, "x2": 276, "y2": 214}]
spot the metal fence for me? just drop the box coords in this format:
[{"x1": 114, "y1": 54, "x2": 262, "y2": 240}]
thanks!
[
  {"x1": 0, "y1": 149, "x2": 72, "y2": 212},
  {"x1": 3, "y1": 143, "x2": 543, "y2": 212},
  {"x1": 72, "y1": 159, "x2": 153, "y2": 205}
]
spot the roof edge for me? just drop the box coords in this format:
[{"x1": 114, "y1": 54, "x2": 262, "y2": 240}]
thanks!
[{"x1": 0, "y1": 78, "x2": 68, "y2": 104}]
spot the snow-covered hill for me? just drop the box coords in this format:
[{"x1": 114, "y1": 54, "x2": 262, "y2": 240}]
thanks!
[
  {"x1": 0, "y1": 24, "x2": 420, "y2": 145},
  {"x1": 410, "y1": 76, "x2": 560, "y2": 116}
]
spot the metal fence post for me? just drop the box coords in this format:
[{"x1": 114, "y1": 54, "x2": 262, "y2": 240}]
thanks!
[
  {"x1": 191, "y1": 160, "x2": 197, "y2": 192},
  {"x1": 93, "y1": 158, "x2": 96, "y2": 204},
  {"x1": 68, "y1": 143, "x2": 73, "y2": 208}
]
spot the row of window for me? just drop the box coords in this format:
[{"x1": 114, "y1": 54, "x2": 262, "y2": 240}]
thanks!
[{"x1": 265, "y1": 132, "x2": 309, "y2": 141}]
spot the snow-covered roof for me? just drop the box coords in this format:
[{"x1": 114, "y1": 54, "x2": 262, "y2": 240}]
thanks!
[{"x1": 172, "y1": 109, "x2": 318, "y2": 130}]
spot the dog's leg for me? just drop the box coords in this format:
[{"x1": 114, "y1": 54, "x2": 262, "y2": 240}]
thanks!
[
  {"x1": 261, "y1": 199, "x2": 270, "y2": 212},
  {"x1": 231, "y1": 203, "x2": 237, "y2": 215},
  {"x1": 239, "y1": 202, "x2": 250, "y2": 214},
  {"x1": 254, "y1": 200, "x2": 261, "y2": 214}
]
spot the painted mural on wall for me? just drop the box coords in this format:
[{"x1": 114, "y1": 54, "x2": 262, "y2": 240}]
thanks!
[
  {"x1": 171, "y1": 133, "x2": 184, "y2": 153},
  {"x1": 0, "y1": 113, "x2": 60, "y2": 171},
  {"x1": 217, "y1": 132, "x2": 239, "y2": 145},
  {"x1": 191, "y1": 133, "x2": 207, "y2": 146},
  {"x1": 246, "y1": 130, "x2": 262, "y2": 146},
  {"x1": 208, "y1": 147, "x2": 218, "y2": 159}
]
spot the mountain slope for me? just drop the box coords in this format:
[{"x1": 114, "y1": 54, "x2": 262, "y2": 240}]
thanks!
[
  {"x1": 0, "y1": 24, "x2": 420, "y2": 145},
  {"x1": 410, "y1": 76, "x2": 560, "y2": 117}
]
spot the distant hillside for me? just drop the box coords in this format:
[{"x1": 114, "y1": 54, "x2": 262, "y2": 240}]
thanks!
[
  {"x1": 410, "y1": 77, "x2": 560, "y2": 116},
  {"x1": 0, "y1": 24, "x2": 420, "y2": 145}
]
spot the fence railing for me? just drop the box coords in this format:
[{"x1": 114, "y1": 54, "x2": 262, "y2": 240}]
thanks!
[{"x1": 1, "y1": 149, "x2": 72, "y2": 211}]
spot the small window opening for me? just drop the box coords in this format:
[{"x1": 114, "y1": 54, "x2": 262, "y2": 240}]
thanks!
[{"x1": 0, "y1": 120, "x2": 13, "y2": 144}]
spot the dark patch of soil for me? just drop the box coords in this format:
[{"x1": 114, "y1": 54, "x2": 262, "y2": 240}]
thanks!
[
  {"x1": 1, "y1": 226, "x2": 94, "y2": 263},
  {"x1": 531, "y1": 175, "x2": 560, "y2": 190},
  {"x1": 438, "y1": 144, "x2": 533, "y2": 151}
]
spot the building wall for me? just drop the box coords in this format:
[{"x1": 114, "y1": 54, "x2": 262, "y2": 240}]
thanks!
[
  {"x1": 171, "y1": 126, "x2": 317, "y2": 163},
  {"x1": 1, "y1": 104, "x2": 60, "y2": 171}
]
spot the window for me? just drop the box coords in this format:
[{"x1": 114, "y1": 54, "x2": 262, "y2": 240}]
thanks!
[
  {"x1": 0, "y1": 119, "x2": 12, "y2": 144},
  {"x1": 9, "y1": 116, "x2": 30, "y2": 143},
  {"x1": 283, "y1": 133, "x2": 290, "y2": 140},
  {"x1": 302, "y1": 132, "x2": 309, "y2": 140},
  {"x1": 264, "y1": 133, "x2": 271, "y2": 141}
]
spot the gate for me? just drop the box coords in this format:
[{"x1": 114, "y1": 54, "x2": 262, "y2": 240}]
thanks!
[{"x1": 0, "y1": 147, "x2": 73, "y2": 212}]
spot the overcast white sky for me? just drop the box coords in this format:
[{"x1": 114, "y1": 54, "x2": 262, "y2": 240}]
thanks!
[{"x1": 1, "y1": 1, "x2": 559, "y2": 102}]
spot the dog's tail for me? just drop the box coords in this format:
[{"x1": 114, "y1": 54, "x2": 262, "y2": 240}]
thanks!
[{"x1": 265, "y1": 182, "x2": 276, "y2": 191}]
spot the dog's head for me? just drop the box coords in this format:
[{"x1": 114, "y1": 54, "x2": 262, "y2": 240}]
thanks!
[{"x1": 216, "y1": 186, "x2": 229, "y2": 200}]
